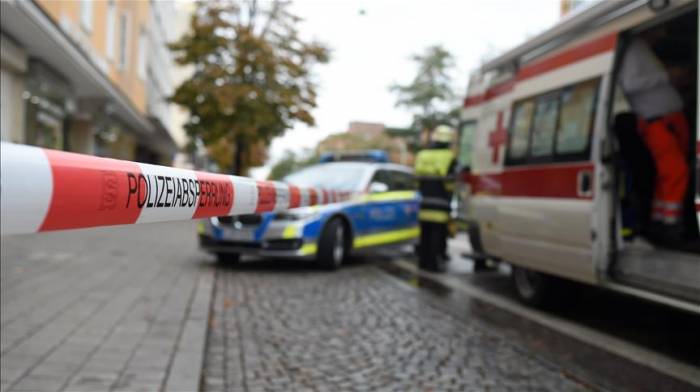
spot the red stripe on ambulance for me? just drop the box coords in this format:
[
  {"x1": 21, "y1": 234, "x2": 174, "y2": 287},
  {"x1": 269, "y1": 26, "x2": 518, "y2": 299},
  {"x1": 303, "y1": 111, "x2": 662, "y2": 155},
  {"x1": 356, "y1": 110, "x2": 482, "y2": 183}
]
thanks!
[
  {"x1": 471, "y1": 163, "x2": 594, "y2": 199},
  {"x1": 464, "y1": 34, "x2": 616, "y2": 108},
  {"x1": 463, "y1": 80, "x2": 515, "y2": 108},
  {"x1": 517, "y1": 33, "x2": 617, "y2": 81}
]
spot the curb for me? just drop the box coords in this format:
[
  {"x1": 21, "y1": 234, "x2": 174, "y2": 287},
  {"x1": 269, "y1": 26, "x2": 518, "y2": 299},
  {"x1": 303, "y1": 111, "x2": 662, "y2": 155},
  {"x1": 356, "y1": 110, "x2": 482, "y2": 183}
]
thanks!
[{"x1": 163, "y1": 268, "x2": 215, "y2": 391}]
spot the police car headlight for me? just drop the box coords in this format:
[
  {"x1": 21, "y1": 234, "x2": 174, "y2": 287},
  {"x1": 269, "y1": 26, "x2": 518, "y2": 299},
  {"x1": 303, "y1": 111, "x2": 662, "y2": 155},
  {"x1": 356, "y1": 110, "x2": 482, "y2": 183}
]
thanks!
[{"x1": 274, "y1": 207, "x2": 318, "y2": 221}]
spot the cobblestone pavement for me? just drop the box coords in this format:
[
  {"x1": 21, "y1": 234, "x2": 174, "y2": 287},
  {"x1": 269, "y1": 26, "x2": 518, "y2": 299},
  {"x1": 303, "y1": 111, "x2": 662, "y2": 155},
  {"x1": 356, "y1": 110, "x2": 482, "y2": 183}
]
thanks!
[
  {"x1": 203, "y1": 259, "x2": 591, "y2": 392},
  {"x1": 1, "y1": 222, "x2": 212, "y2": 392}
]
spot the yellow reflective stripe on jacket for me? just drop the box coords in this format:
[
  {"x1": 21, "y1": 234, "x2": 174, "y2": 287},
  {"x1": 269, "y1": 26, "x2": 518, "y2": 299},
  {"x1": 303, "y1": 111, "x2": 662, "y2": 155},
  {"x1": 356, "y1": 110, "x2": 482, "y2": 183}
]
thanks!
[
  {"x1": 414, "y1": 149, "x2": 454, "y2": 177},
  {"x1": 353, "y1": 226, "x2": 420, "y2": 248},
  {"x1": 356, "y1": 191, "x2": 418, "y2": 203},
  {"x1": 418, "y1": 209, "x2": 449, "y2": 223}
]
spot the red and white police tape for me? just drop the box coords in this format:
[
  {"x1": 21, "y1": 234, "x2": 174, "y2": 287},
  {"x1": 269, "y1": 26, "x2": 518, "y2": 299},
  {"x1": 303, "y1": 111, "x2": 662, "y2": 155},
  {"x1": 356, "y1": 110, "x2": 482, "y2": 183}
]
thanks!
[{"x1": 0, "y1": 142, "x2": 351, "y2": 236}]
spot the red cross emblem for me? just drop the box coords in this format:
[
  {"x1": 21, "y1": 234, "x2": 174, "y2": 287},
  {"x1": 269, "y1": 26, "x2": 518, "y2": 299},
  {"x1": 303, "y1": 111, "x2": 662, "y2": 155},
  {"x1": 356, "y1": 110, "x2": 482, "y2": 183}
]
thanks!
[{"x1": 488, "y1": 111, "x2": 507, "y2": 163}]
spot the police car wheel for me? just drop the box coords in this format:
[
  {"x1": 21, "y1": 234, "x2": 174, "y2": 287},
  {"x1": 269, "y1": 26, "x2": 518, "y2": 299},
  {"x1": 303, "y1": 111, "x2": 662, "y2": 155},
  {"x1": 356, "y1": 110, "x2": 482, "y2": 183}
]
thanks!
[
  {"x1": 216, "y1": 252, "x2": 240, "y2": 264},
  {"x1": 317, "y1": 218, "x2": 346, "y2": 270}
]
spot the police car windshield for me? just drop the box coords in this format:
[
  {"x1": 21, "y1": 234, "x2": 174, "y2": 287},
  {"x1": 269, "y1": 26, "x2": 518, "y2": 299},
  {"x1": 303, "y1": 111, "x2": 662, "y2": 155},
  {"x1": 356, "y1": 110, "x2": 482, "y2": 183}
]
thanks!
[{"x1": 283, "y1": 163, "x2": 370, "y2": 192}]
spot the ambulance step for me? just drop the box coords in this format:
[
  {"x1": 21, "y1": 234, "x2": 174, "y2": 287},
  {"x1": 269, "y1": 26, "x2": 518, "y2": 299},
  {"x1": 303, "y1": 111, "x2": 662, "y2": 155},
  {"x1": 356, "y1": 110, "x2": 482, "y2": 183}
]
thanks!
[{"x1": 614, "y1": 243, "x2": 700, "y2": 303}]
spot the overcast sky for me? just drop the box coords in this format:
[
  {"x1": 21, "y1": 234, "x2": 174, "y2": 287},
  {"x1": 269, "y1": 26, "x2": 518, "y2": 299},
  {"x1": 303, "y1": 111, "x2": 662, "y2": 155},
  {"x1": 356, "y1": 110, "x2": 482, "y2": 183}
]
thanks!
[{"x1": 251, "y1": 0, "x2": 564, "y2": 178}]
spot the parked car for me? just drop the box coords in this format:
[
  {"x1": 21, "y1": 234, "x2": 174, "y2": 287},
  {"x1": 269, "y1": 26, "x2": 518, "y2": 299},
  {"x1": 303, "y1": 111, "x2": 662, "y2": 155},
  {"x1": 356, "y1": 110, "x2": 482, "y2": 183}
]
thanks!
[{"x1": 198, "y1": 161, "x2": 419, "y2": 269}]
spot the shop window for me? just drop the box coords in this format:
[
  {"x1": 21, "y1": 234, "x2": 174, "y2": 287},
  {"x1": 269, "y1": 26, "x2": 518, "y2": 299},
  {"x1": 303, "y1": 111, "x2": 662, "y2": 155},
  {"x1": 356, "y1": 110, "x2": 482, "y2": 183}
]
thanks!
[
  {"x1": 25, "y1": 99, "x2": 64, "y2": 150},
  {"x1": 95, "y1": 124, "x2": 136, "y2": 161},
  {"x1": 24, "y1": 61, "x2": 70, "y2": 150}
]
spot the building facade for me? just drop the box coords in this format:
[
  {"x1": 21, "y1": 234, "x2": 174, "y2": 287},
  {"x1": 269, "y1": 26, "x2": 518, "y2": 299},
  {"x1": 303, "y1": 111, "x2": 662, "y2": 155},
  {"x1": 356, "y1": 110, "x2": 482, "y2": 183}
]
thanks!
[
  {"x1": 0, "y1": 0, "x2": 186, "y2": 164},
  {"x1": 317, "y1": 121, "x2": 415, "y2": 165}
]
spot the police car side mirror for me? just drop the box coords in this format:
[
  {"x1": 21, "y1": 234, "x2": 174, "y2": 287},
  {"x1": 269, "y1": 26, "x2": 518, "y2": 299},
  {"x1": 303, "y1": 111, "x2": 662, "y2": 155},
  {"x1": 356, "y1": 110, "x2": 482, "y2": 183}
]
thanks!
[{"x1": 369, "y1": 182, "x2": 389, "y2": 193}]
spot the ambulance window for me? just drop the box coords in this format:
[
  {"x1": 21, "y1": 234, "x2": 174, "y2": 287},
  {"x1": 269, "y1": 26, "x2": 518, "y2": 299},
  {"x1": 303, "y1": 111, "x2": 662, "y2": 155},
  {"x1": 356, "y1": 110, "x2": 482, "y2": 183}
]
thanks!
[
  {"x1": 508, "y1": 100, "x2": 534, "y2": 160},
  {"x1": 531, "y1": 93, "x2": 559, "y2": 157},
  {"x1": 458, "y1": 121, "x2": 475, "y2": 167},
  {"x1": 556, "y1": 79, "x2": 598, "y2": 154}
]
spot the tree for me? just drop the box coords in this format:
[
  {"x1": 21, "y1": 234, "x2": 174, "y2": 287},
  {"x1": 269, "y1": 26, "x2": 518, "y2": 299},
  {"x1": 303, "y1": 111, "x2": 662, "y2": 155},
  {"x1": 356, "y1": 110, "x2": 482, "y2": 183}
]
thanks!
[
  {"x1": 267, "y1": 149, "x2": 318, "y2": 180},
  {"x1": 170, "y1": 1, "x2": 330, "y2": 175},
  {"x1": 390, "y1": 45, "x2": 459, "y2": 134}
]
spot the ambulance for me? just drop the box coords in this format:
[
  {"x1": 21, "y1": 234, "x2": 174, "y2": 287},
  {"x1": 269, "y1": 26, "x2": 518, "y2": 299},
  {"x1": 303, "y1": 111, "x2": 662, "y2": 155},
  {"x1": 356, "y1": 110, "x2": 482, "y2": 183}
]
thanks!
[{"x1": 459, "y1": 0, "x2": 699, "y2": 312}]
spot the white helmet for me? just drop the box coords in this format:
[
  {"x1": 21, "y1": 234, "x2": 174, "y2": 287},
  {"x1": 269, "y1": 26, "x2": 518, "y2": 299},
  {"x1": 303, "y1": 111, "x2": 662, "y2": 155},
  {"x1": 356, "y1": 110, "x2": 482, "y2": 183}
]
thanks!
[{"x1": 432, "y1": 125, "x2": 455, "y2": 143}]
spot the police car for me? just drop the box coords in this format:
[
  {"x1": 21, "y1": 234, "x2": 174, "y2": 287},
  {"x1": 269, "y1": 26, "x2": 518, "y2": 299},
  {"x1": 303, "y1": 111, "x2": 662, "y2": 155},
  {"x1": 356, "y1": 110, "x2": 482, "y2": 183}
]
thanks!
[{"x1": 198, "y1": 154, "x2": 419, "y2": 269}]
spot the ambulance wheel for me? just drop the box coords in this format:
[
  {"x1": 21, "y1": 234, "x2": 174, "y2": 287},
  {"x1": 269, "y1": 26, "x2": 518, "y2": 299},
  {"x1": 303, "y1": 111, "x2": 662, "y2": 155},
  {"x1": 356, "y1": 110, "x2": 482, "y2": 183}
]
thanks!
[
  {"x1": 511, "y1": 266, "x2": 556, "y2": 307},
  {"x1": 317, "y1": 218, "x2": 346, "y2": 270},
  {"x1": 216, "y1": 252, "x2": 240, "y2": 264}
]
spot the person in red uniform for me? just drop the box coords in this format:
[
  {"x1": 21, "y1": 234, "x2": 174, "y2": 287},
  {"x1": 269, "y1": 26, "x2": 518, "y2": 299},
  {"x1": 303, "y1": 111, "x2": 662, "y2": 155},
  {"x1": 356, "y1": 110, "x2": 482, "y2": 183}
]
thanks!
[{"x1": 618, "y1": 32, "x2": 690, "y2": 246}]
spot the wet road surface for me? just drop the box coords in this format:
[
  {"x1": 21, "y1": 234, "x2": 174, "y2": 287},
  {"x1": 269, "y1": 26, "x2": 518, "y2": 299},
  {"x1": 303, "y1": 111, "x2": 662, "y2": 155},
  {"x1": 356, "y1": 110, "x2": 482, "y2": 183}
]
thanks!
[
  {"x1": 2, "y1": 222, "x2": 697, "y2": 391},
  {"x1": 402, "y1": 235, "x2": 700, "y2": 366},
  {"x1": 203, "y1": 256, "x2": 591, "y2": 392},
  {"x1": 377, "y1": 235, "x2": 700, "y2": 391}
]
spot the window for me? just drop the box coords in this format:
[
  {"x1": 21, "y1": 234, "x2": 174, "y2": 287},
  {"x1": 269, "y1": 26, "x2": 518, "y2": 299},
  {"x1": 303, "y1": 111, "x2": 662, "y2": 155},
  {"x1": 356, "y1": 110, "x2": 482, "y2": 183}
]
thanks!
[
  {"x1": 458, "y1": 121, "x2": 476, "y2": 168},
  {"x1": 106, "y1": 1, "x2": 116, "y2": 60},
  {"x1": 118, "y1": 12, "x2": 130, "y2": 70},
  {"x1": 508, "y1": 100, "x2": 534, "y2": 160},
  {"x1": 371, "y1": 170, "x2": 415, "y2": 191},
  {"x1": 505, "y1": 78, "x2": 599, "y2": 165},
  {"x1": 1, "y1": 69, "x2": 13, "y2": 141},
  {"x1": 556, "y1": 79, "x2": 598, "y2": 154},
  {"x1": 137, "y1": 29, "x2": 148, "y2": 80},
  {"x1": 80, "y1": 0, "x2": 93, "y2": 32},
  {"x1": 530, "y1": 93, "x2": 559, "y2": 157},
  {"x1": 283, "y1": 164, "x2": 370, "y2": 192},
  {"x1": 370, "y1": 170, "x2": 392, "y2": 191},
  {"x1": 388, "y1": 171, "x2": 416, "y2": 191}
]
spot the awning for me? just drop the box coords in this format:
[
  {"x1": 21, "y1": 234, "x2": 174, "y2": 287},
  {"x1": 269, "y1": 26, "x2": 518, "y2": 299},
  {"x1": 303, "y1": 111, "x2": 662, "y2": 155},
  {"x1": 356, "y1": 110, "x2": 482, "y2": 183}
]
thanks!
[{"x1": 0, "y1": 0, "x2": 154, "y2": 137}]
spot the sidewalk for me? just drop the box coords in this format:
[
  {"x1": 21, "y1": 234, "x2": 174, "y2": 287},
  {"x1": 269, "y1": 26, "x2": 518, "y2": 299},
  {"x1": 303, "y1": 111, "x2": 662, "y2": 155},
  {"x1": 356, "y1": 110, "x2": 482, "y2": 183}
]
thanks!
[{"x1": 0, "y1": 222, "x2": 213, "y2": 392}]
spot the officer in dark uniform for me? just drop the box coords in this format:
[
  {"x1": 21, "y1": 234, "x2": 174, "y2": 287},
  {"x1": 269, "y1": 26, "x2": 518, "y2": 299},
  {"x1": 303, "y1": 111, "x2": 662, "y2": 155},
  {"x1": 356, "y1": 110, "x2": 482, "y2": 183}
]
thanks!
[{"x1": 414, "y1": 125, "x2": 456, "y2": 272}]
